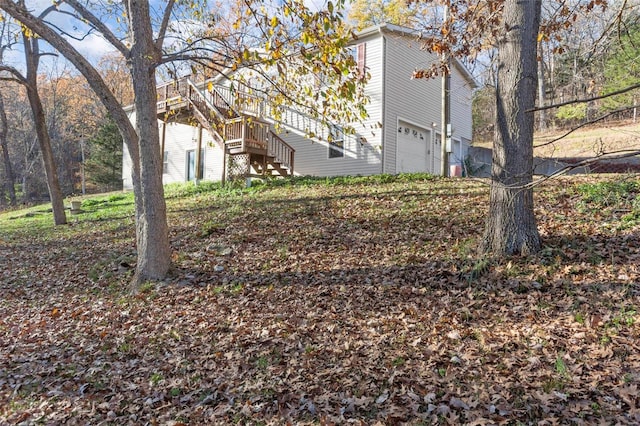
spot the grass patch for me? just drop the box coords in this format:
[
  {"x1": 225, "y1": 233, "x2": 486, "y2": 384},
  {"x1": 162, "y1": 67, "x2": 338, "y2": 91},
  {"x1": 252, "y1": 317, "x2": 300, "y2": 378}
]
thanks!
[{"x1": 576, "y1": 179, "x2": 639, "y2": 210}]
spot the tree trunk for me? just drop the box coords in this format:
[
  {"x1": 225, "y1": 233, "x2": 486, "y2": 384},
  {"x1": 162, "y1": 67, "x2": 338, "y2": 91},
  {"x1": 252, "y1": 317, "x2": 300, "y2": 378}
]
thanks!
[
  {"x1": 23, "y1": 35, "x2": 67, "y2": 225},
  {"x1": 481, "y1": 0, "x2": 541, "y2": 256},
  {"x1": 128, "y1": 0, "x2": 171, "y2": 284},
  {"x1": 0, "y1": 0, "x2": 172, "y2": 285},
  {"x1": 0, "y1": 92, "x2": 16, "y2": 206}
]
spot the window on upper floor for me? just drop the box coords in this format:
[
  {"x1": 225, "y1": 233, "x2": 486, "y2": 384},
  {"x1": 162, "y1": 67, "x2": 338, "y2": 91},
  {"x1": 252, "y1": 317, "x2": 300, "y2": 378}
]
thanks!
[{"x1": 349, "y1": 43, "x2": 366, "y2": 78}]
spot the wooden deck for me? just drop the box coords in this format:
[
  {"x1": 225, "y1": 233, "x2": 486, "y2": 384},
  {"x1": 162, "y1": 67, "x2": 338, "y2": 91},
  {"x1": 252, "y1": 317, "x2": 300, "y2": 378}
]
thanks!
[{"x1": 156, "y1": 77, "x2": 294, "y2": 176}]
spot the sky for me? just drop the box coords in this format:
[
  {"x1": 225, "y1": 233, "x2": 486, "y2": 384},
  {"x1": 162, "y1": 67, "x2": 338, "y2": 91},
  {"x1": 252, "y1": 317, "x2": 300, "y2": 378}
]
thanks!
[{"x1": 1, "y1": 0, "x2": 344, "y2": 76}]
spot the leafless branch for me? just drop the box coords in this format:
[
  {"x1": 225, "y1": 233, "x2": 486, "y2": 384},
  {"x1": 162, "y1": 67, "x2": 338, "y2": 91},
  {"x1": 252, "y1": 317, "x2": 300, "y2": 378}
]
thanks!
[
  {"x1": 0, "y1": 64, "x2": 26, "y2": 84},
  {"x1": 529, "y1": 147, "x2": 640, "y2": 188},
  {"x1": 531, "y1": 81, "x2": 640, "y2": 113},
  {"x1": 60, "y1": 0, "x2": 129, "y2": 57},
  {"x1": 155, "y1": 0, "x2": 175, "y2": 51},
  {"x1": 534, "y1": 103, "x2": 640, "y2": 148}
]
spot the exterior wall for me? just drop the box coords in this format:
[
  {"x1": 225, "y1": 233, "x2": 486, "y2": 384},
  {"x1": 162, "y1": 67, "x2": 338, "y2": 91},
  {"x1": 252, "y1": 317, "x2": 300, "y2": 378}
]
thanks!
[
  {"x1": 381, "y1": 33, "x2": 442, "y2": 174},
  {"x1": 122, "y1": 115, "x2": 224, "y2": 190},
  {"x1": 381, "y1": 32, "x2": 475, "y2": 174},
  {"x1": 283, "y1": 34, "x2": 385, "y2": 177},
  {"x1": 281, "y1": 130, "x2": 382, "y2": 177},
  {"x1": 449, "y1": 64, "x2": 474, "y2": 168},
  {"x1": 161, "y1": 121, "x2": 225, "y2": 184}
]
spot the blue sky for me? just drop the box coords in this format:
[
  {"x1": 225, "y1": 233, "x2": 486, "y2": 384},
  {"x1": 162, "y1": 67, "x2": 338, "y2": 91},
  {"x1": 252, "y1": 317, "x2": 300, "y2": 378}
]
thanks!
[{"x1": 2, "y1": 0, "x2": 342, "y2": 75}]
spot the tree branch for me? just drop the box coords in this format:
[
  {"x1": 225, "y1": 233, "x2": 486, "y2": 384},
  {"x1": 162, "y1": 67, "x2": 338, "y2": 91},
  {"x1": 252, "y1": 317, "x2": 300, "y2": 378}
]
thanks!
[
  {"x1": 0, "y1": 64, "x2": 26, "y2": 84},
  {"x1": 534, "y1": 103, "x2": 640, "y2": 149},
  {"x1": 0, "y1": 0, "x2": 136, "y2": 148},
  {"x1": 59, "y1": 0, "x2": 129, "y2": 57},
  {"x1": 531, "y1": 81, "x2": 640, "y2": 113},
  {"x1": 155, "y1": 0, "x2": 175, "y2": 51},
  {"x1": 529, "y1": 147, "x2": 640, "y2": 188}
]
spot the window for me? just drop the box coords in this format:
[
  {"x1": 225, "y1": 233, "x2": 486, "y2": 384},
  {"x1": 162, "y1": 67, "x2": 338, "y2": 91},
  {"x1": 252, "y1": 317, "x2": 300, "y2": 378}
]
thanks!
[
  {"x1": 349, "y1": 43, "x2": 366, "y2": 78},
  {"x1": 186, "y1": 149, "x2": 204, "y2": 181},
  {"x1": 329, "y1": 139, "x2": 344, "y2": 159},
  {"x1": 328, "y1": 126, "x2": 344, "y2": 159},
  {"x1": 163, "y1": 151, "x2": 169, "y2": 174}
]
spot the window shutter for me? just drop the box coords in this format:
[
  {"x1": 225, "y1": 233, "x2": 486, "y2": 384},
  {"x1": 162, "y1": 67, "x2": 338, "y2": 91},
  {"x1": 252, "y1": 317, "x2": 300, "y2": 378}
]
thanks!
[{"x1": 357, "y1": 43, "x2": 366, "y2": 76}]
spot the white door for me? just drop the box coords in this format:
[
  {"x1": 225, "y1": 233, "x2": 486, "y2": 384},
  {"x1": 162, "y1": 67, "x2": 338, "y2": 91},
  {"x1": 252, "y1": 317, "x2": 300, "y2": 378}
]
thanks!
[{"x1": 396, "y1": 121, "x2": 431, "y2": 173}]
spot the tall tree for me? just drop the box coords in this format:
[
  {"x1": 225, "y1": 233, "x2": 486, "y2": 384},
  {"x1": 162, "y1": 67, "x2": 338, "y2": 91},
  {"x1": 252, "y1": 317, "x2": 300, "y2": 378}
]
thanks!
[
  {"x1": 22, "y1": 31, "x2": 67, "y2": 224},
  {"x1": 349, "y1": 0, "x2": 425, "y2": 30},
  {"x1": 0, "y1": 0, "x2": 366, "y2": 286},
  {"x1": 0, "y1": 13, "x2": 18, "y2": 206},
  {"x1": 481, "y1": 0, "x2": 542, "y2": 255},
  {"x1": 412, "y1": 0, "x2": 615, "y2": 256},
  {"x1": 0, "y1": 10, "x2": 67, "y2": 224},
  {"x1": 0, "y1": 89, "x2": 15, "y2": 206}
]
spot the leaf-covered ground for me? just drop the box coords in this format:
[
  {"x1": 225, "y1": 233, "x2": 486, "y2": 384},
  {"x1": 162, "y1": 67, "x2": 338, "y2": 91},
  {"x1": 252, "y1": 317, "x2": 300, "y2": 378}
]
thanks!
[{"x1": 1, "y1": 175, "x2": 640, "y2": 425}]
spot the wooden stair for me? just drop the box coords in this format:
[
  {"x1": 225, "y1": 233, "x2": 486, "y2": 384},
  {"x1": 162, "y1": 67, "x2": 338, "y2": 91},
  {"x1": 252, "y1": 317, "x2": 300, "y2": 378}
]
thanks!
[{"x1": 156, "y1": 77, "x2": 295, "y2": 178}]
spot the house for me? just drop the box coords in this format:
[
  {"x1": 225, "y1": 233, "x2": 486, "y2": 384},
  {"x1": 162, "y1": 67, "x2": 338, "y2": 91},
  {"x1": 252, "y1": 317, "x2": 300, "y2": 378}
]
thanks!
[{"x1": 122, "y1": 23, "x2": 477, "y2": 189}]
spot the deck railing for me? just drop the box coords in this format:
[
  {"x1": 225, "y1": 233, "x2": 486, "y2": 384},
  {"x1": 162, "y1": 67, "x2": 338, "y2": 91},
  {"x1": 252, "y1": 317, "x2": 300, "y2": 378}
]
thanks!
[
  {"x1": 156, "y1": 76, "x2": 295, "y2": 174},
  {"x1": 212, "y1": 82, "x2": 334, "y2": 142}
]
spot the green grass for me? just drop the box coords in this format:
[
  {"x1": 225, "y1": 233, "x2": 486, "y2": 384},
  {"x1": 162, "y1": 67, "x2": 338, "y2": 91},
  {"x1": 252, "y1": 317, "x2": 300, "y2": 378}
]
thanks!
[
  {"x1": 576, "y1": 179, "x2": 638, "y2": 208},
  {"x1": 0, "y1": 174, "x2": 439, "y2": 238},
  {"x1": 574, "y1": 178, "x2": 640, "y2": 228}
]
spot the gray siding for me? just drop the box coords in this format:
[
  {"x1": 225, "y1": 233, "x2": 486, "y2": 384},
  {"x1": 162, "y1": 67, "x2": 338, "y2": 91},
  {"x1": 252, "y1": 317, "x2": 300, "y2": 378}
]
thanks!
[
  {"x1": 450, "y1": 65, "x2": 474, "y2": 140},
  {"x1": 283, "y1": 35, "x2": 385, "y2": 177},
  {"x1": 381, "y1": 32, "x2": 474, "y2": 174},
  {"x1": 282, "y1": 130, "x2": 382, "y2": 177},
  {"x1": 161, "y1": 122, "x2": 225, "y2": 184},
  {"x1": 382, "y1": 34, "x2": 442, "y2": 174}
]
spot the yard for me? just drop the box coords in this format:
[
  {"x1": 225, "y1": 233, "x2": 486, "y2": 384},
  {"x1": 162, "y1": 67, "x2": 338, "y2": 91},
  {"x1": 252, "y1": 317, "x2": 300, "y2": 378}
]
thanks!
[{"x1": 1, "y1": 174, "x2": 639, "y2": 425}]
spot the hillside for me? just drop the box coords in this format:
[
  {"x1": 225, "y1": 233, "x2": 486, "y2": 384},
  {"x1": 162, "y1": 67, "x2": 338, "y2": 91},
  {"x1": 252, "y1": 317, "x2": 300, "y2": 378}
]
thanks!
[
  {"x1": 475, "y1": 121, "x2": 640, "y2": 160},
  {"x1": 1, "y1": 175, "x2": 640, "y2": 424}
]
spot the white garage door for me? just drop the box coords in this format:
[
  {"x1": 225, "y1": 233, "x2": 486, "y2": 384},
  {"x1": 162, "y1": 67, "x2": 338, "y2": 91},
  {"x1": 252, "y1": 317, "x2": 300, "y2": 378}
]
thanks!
[{"x1": 396, "y1": 121, "x2": 431, "y2": 173}]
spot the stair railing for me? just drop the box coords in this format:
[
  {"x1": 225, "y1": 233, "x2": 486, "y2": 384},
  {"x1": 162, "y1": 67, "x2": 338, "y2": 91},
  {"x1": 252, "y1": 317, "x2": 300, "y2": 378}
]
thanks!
[
  {"x1": 267, "y1": 132, "x2": 295, "y2": 172},
  {"x1": 212, "y1": 83, "x2": 332, "y2": 141}
]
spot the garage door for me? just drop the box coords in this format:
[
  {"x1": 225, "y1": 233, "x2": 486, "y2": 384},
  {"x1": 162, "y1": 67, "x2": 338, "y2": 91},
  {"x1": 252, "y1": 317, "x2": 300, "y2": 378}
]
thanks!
[{"x1": 396, "y1": 121, "x2": 431, "y2": 173}]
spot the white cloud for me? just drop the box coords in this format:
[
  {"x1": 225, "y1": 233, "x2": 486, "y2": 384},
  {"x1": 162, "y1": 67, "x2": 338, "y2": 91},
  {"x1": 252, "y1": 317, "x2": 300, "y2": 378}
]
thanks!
[
  {"x1": 304, "y1": 0, "x2": 328, "y2": 12},
  {"x1": 68, "y1": 33, "x2": 116, "y2": 63}
]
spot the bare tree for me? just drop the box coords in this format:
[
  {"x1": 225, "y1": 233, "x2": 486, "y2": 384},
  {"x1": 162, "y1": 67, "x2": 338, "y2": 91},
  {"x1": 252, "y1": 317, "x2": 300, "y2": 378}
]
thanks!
[
  {"x1": 0, "y1": 0, "x2": 367, "y2": 287},
  {"x1": 0, "y1": 14, "x2": 17, "y2": 206},
  {"x1": 0, "y1": 89, "x2": 15, "y2": 206},
  {"x1": 0, "y1": 25, "x2": 67, "y2": 224}
]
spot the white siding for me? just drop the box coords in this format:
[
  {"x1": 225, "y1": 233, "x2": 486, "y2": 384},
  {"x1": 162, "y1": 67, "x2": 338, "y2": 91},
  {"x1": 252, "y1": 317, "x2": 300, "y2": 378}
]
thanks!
[
  {"x1": 449, "y1": 64, "x2": 474, "y2": 168},
  {"x1": 121, "y1": 110, "x2": 135, "y2": 190},
  {"x1": 281, "y1": 130, "x2": 382, "y2": 177},
  {"x1": 382, "y1": 34, "x2": 442, "y2": 174},
  {"x1": 121, "y1": 117, "x2": 225, "y2": 190},
  {"x1": 122, "y1": 142, "x2": 133, "y2": 190},
  {"x1": 161, "y1": 122, "x2": 225, "y2": 184},
  {"x1": 450, "y1": 64, "x2": 474, "y2": 140}
]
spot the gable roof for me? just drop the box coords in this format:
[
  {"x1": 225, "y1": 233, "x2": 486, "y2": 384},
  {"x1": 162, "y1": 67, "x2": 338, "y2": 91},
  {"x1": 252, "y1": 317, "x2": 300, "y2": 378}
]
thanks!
[{"x1": 354, "y1": 22, "x2": 479, "y2": 89}]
